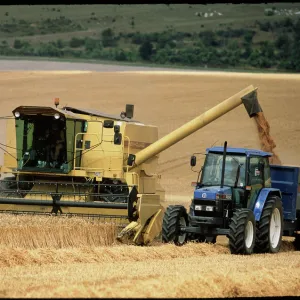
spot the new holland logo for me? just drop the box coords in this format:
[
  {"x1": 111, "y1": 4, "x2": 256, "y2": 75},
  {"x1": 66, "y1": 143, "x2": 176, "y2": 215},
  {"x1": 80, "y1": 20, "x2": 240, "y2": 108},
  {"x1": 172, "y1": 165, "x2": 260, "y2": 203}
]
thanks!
[{"x1": 202, "y1": 193, "x2": 207, "y2": 198}]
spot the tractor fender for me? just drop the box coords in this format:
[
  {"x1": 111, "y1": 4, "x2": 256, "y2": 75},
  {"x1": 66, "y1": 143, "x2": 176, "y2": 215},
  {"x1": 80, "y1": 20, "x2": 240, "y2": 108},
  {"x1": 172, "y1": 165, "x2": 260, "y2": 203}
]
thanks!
[{"x1": 253, "y1": 188, "x2": 281, "y2": 221}]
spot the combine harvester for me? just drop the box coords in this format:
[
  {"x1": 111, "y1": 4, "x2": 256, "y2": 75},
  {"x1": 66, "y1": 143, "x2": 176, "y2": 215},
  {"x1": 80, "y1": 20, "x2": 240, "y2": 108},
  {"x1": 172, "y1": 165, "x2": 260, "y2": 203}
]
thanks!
[{"x1": 0, "y1": 85, "x2": 264, "y2": 245}]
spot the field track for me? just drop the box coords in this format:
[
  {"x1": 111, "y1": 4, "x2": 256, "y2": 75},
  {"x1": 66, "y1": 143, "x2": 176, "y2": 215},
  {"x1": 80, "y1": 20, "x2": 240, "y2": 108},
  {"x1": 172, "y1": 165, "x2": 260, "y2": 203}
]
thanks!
[{"x1": 0, "y1": 59, "x2": 300, "y2": 298}]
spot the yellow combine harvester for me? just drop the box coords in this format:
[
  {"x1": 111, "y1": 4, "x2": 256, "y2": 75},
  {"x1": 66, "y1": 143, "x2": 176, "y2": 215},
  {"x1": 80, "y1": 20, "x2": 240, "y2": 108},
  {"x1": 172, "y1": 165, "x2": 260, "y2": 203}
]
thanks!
[{"x1": 0, "y1": 85, "x2": 262, "y2": 245}]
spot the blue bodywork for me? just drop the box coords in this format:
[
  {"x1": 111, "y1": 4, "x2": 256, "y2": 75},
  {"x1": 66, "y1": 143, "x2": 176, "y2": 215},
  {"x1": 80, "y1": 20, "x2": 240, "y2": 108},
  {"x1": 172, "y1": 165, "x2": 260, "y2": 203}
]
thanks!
[
  {"x1": 270, "y1": 165, "x2": 299, "y2": 221},
  {"x1": 253, "y1": 188, "x2": 281, "y2": 221},
  {"x1": 194, "y1": 186, "x2": 231, "y2": 200},
  {"x1": 194, "y1": 147, "x2": 300, "y2": 223}
]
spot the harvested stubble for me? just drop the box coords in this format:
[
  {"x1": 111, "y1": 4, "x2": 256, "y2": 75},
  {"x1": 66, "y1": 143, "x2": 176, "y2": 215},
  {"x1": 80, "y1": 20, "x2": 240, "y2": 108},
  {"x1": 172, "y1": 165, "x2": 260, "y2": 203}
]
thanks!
[
  {"x1": 0, "y1": 238, "x2": 295, "y2": 268},
  {"x1": 0, "y1": 214, "x2": 118, "y2": 249},
  {"x1": 0, "y1": 242, "x2": 299, "y2": 298}
]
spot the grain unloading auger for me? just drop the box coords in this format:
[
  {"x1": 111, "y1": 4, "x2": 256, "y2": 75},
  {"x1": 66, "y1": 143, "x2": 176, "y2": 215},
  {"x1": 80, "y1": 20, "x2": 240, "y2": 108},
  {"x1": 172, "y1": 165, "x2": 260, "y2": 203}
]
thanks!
[{"x1": 0, "y1": 85, "x2": 262, "y2": 245}]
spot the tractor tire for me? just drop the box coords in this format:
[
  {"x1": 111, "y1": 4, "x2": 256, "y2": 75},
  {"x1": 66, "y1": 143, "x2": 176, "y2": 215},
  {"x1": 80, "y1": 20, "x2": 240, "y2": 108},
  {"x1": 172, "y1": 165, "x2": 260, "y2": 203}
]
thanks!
[
  {"x1": 228, "y1": 209, "x2": 256, "y2": 255},
  {"x1": 255, "y1": 195, "x2": 283, "y2": 254},
  {"x1": 294, "y1": 235, "x2": 300, "y2": 251},
  {"x1": 162, "y1": 205, "x2": 188, "y2": 246}
]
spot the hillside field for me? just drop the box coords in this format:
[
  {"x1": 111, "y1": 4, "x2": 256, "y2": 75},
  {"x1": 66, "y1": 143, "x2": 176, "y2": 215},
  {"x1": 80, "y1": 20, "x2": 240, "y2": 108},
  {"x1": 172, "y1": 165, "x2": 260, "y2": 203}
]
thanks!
[{"x1": 1, "y1": 4, "x2": 300, "y2": 40}]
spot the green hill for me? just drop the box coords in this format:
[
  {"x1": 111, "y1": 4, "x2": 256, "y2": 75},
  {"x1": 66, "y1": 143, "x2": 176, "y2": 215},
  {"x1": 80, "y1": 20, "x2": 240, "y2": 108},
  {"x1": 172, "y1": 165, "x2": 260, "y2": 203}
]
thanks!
[{"x1": 0, "y1": 4, "x2": 300, "y2": 71}]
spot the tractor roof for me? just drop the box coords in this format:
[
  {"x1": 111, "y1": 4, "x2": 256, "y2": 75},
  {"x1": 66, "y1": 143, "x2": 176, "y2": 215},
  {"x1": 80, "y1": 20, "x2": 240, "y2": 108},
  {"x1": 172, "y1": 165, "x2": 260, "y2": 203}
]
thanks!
[{"x1": 207, "y1": 146, "x2": 272, "y2": 157}]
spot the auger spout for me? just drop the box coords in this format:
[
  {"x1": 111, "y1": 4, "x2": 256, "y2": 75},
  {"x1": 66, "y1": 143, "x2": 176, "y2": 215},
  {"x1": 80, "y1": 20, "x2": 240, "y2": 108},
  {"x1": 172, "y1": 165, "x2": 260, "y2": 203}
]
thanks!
[{"x1": 127, "y1": 85, "x2": 261, "y2": 169}]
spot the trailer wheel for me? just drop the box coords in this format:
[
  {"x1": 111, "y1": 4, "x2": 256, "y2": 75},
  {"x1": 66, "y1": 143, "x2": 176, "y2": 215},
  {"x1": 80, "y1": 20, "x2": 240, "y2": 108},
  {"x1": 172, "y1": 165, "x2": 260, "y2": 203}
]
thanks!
[
  {"x1": 228, "y1": 209, "x2": 256, "y2": 255},
  {"x1": 294, "y1": 235, "x2": 300, "y2": 251},
  {"x1": 162, "y1": 205, "x2": 188, "y2": 246},
  {"x1": 255, "y1": 195, "x2": 283, "y2": 254}
]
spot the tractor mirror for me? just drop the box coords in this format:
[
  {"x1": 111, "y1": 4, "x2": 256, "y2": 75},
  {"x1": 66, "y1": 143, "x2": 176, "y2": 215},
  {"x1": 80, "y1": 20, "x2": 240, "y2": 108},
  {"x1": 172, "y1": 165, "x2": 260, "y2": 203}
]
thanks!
[{"x1": 190, "y1": 155, "x2": 197, "y2": 167}]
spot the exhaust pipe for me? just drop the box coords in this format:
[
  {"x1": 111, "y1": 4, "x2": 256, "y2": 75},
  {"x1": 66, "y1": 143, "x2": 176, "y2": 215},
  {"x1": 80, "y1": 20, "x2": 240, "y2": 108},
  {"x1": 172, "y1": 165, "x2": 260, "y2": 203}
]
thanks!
[{"x1": 220, "y1": 141, "x2": 227, "y2": 189}]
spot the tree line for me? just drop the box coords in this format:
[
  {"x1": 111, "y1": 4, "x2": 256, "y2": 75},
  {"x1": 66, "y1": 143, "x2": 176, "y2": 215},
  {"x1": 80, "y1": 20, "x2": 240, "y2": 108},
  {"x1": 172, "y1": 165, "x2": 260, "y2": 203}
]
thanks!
[{"x1": 1, "y1": 17, "x2": 300, "y2": 71}]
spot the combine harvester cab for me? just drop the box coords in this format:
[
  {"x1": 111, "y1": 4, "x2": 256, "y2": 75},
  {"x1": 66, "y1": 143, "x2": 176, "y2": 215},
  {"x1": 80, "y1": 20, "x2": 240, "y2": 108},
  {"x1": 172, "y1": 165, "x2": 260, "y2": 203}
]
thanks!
[
  {"x1": 0, "y1": 103, "x2": 162, "y2": 230},
  {"x1": 0, "y1": 85, "x2": 263, "y2": 245}
]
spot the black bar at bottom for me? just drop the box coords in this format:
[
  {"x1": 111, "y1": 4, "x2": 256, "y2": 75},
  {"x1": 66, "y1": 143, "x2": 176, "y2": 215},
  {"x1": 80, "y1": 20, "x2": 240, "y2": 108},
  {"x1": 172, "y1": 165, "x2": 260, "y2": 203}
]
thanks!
[
  {"x1": 0, "y1": 198, "x2": 127, "y2": 209},
  {"x1": 181, "y1": 226, "x2": 230, "y2": 236}
]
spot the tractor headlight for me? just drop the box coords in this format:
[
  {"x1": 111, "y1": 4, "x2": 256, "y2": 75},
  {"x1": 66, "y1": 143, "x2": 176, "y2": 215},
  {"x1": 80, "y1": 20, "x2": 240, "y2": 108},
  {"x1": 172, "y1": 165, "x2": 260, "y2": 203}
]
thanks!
[
  {"x1": 14, "y1": 111, "x2": 20, "y2": 118},
  {"x1": 54, "y1": 113, "x2": 60, "y2": 120},
  {"x1": 216, "y1": 193, "x2": 232, "y2": 200},
  {"x1": 206, "y1": 206, "x2": 214, "y2": 212}
]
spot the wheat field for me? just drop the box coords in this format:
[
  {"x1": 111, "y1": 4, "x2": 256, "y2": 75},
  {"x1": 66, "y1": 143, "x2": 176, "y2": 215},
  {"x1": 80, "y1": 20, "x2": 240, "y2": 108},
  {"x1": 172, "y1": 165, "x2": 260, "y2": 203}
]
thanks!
[{"x1": 0, "y1": 68, "x2": 300, "y2": 297}]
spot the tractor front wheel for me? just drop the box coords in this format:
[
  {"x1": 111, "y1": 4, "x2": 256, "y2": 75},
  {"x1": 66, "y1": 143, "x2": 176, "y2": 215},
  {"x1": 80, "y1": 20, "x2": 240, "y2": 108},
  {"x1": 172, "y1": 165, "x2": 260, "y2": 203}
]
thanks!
[
  {"x1": 255, "y1": 195, "x2": 283, "y2": 253},
  {"x1": 162, "y1": 205, "x2": 188, "y2": 246},
  {"x1": 228, "y1": 209, "x2": 256, "y2": 255}
]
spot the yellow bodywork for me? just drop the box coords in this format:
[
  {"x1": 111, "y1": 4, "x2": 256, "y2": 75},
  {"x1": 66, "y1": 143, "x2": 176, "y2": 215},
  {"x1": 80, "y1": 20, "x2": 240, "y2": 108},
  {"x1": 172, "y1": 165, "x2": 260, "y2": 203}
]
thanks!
[{"x1": 0, "y1": 85, "x2": 259, "y2": 245}]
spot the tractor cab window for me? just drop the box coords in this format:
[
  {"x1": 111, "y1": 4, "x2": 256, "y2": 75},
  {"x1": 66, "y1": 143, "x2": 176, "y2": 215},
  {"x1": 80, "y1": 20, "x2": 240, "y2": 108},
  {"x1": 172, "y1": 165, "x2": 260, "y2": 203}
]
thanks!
[
  {"x1": 201, "y1": 153, "x2": 246, "y2": 187},
  {"x1": 263, "y1": 157, "x2": 271, "y2": 187},
  {"x1": 248, "y1": 156, "x2": 264, "y2": 186}
]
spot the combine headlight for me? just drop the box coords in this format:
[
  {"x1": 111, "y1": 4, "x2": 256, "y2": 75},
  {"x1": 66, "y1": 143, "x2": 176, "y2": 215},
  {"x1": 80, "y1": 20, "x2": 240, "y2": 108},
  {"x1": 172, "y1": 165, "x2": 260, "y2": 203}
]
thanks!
[
  {"x1": 14, "y1": 111, "x2": 20, "y2": 118},
  {"x1": 54, "y1": 113, "x2": 60, "y2": 120}
]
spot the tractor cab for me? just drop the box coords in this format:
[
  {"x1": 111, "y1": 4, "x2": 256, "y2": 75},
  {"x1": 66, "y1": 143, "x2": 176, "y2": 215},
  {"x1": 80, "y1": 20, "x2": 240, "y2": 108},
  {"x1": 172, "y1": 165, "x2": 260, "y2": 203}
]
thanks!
[{"x1": 190, "y1": 144, "x2": 272, "y2": 219}]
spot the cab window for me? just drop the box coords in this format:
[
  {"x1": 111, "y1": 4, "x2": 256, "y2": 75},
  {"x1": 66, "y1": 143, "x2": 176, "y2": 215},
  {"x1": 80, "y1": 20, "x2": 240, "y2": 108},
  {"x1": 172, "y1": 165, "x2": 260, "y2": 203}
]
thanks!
[{"x1": 248, "y1": 156, "x2": 264, "y2": 186}]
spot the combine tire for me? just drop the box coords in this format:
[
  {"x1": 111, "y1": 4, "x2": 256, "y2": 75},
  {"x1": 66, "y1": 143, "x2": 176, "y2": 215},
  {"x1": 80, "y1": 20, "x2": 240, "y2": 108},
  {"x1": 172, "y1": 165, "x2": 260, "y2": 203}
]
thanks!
[
  {"x1": 228, "y1": 209, "x2": 256, "y2": 255},
  {"x1": 255, "y1": 195, "x2": 283, "y2": 253},
  {"x1": 162, "y1": 205, "x2": 188, "y2": 246}
]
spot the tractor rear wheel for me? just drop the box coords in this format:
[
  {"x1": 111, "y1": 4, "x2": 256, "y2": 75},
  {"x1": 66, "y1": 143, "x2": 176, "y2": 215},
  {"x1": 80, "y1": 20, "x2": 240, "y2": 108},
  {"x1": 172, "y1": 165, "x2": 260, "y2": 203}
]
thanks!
[
  {"x1": 255, "y1": 195, "x2": 283, "y2": 253},
  {"x1": 228, "y1": 209, "x2": 256, "y2": 255},
  {"x1": 162, "y1": 205, "x2": 188, "y2": 246}
]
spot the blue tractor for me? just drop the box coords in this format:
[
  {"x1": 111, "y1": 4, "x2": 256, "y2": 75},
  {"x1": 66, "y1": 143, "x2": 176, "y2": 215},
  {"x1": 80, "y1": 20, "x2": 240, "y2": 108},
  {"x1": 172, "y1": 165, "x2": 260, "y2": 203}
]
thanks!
[{"x1": 162, "y1": 141, "x2": 300, "y2": 255}]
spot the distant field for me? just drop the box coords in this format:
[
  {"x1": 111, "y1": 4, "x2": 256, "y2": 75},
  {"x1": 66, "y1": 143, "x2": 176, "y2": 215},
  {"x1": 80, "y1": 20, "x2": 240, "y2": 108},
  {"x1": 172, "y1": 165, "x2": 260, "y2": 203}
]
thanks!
[{"x1": 1, "y1": 4, "x2": 300, "y2": 42}]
